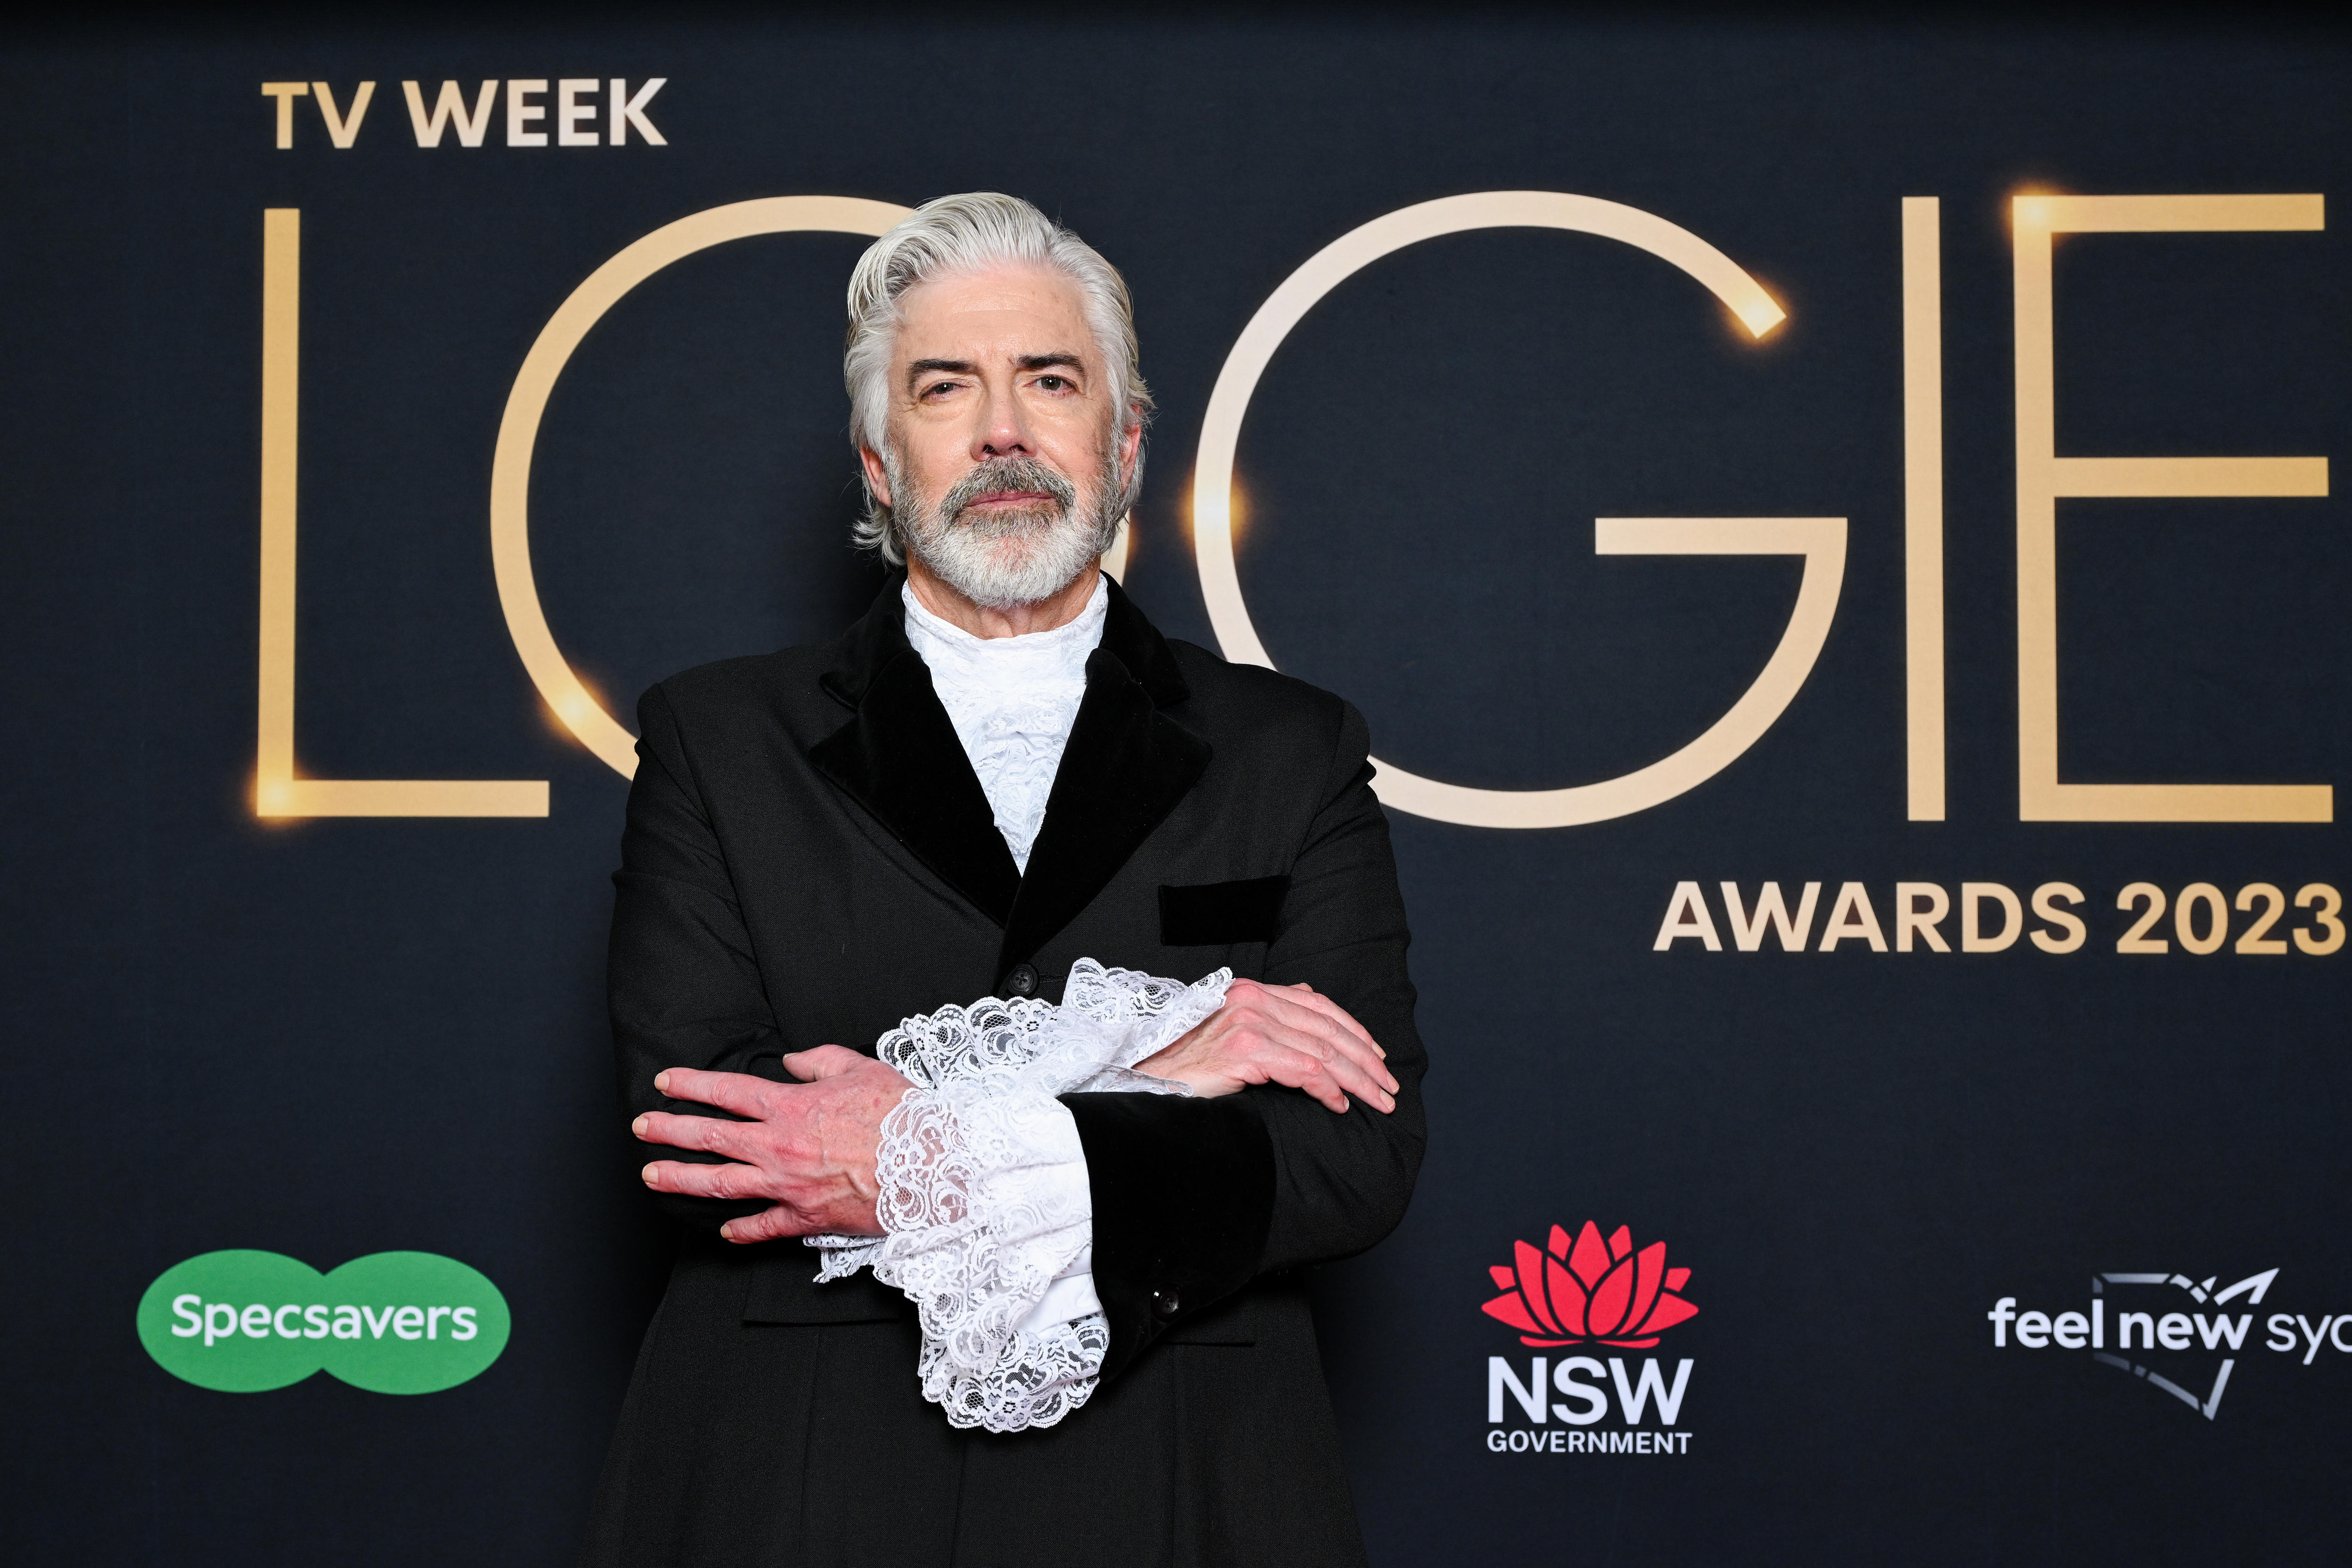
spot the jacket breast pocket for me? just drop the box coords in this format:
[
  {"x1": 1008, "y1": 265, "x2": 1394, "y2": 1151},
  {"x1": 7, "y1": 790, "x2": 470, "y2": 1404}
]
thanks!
[{"x1": 1158, "y1": 876, "x2": 1290, "y2": 947}]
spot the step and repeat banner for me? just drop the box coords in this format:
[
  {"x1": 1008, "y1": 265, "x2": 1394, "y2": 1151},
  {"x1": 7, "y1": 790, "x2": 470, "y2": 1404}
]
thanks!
[{"x1": 6, "y1": 13, "x2": 2346, "y2": 1565}]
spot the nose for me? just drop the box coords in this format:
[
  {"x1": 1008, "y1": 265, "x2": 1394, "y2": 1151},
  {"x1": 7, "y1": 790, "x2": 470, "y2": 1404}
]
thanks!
[{"x1": 972, "y1": 382, "x2": 1034, "y2": 462}]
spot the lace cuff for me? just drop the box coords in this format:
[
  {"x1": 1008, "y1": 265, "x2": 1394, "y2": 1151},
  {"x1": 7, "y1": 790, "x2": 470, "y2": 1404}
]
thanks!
[{"x1": 810, "y1": 959, "x2": 1230, "y2": 1432}]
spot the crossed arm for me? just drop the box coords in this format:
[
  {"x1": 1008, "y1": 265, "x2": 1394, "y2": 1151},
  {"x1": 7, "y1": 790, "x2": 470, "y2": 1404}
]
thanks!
[
  {"x1": 634, "y1": 979, "x2": 1401, "y2": 1243},
  {"x1": 615, "y1": 686, "x2": 1426, "y2": 1361}
]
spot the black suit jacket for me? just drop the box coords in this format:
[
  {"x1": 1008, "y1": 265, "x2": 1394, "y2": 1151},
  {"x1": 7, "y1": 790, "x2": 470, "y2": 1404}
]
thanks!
[{"x1": 587, "y1": 576, "x2": 1426, "y2": 1568}]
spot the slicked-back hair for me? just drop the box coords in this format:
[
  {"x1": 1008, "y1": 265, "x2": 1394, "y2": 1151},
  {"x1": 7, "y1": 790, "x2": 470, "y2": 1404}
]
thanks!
[{"x1": 844, "y1": 193, "x2": 1151, "y2": 562}]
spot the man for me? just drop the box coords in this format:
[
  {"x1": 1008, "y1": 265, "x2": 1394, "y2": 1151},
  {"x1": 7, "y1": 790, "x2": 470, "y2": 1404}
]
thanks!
[{"x1": 586, "y1": 192, "x2": 1425, "y2": 1568}]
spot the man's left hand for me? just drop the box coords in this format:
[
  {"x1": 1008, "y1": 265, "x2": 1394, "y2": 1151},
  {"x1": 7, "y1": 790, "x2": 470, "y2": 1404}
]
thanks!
[
  {"x1": 1138, "y1": 979, "x2": 1398, "y2": 1113},
  {"x1": 633, "y1": 1047, "x2": 912, "y2": 1244}
]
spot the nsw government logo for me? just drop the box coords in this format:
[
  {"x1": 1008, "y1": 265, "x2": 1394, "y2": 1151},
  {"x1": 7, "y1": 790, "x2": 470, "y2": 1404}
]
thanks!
[
  {"x1": 1987, "y1": 1264, "x2": 2352, "y2": 1421},
  {"x1": 1481, "y1": 1220, "x2": 1699, "y2": 1456}
]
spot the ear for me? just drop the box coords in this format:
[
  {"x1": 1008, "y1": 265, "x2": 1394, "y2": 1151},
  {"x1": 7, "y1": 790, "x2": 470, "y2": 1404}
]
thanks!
[
  {"x1": 857, "y1": 445, "x2": 893, "y2": 506},
  {"x1": 1117, "y1": 415, "x2": 1143, "y2": 476}
]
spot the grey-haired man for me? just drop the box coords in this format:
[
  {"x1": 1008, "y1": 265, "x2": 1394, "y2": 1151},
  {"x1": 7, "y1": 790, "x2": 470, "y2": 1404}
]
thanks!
[{"x1": 588, "y1": 193, "x2": 1424, "y2": 1568}]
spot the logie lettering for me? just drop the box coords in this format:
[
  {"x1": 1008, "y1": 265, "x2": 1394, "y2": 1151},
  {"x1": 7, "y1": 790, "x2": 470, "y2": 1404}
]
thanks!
[{"x1": 251, "y1": 189, "x2": 2336, "y2": 828}]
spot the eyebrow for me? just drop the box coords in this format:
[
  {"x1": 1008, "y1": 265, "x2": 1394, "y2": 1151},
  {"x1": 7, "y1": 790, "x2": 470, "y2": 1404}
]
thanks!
[{"x1": 906, "y1": 358, "x2": 977, "y2": 388}]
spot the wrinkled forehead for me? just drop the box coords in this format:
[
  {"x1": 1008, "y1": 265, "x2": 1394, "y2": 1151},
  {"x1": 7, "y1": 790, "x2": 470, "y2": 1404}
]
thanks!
[{"x1": 891, "y1": 264, "x2": 1096, "y2": 367}]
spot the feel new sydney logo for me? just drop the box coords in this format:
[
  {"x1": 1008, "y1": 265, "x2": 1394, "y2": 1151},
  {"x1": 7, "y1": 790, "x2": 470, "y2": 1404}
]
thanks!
[
  {"x1": 1480, "y1": 1220, "x2": 1701, "y2": 1456},
  {"x1": 1987, "y1": 1264, "x2": 2352, "y2": 1421}
]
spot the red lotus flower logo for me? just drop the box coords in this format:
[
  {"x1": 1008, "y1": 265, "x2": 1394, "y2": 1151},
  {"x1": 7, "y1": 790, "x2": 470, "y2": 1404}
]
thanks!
[{"x1": 1482, "y1": 1221, "x2": 1700, "y2": 1348}]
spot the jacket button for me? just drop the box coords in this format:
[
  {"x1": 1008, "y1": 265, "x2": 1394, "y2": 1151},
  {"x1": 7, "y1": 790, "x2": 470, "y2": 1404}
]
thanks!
[
  {"x1": 1150, "y1": 1285, "x2": 1181, "y2": 1319},
  {"x1": 1003, "y1": 963, "x2": 1039, "y2": 997}
]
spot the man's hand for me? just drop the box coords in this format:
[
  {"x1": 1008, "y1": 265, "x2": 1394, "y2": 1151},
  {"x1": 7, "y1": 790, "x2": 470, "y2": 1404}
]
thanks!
[
  {"x1": 1137, "y1": 979, "x2": 1399, "y2": 1114},
  {"x1": 633, "y1": 1046, "x2": 913, "y2": 1244}
]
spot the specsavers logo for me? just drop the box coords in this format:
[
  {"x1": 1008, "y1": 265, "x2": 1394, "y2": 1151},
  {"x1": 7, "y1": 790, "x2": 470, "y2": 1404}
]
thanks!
[{"x1": 137, "y1": 1250, "x2": 509, "y2": 1394}]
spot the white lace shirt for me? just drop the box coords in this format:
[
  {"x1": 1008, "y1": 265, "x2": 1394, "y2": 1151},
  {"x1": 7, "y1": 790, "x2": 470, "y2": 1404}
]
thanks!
[
  {"x1": 809, "y1": 962, "x2": 1224, "y2": 1433},
  {"x1": 847, "y1": 575, "x2": 1118, "y2": 1430},
  {"x1": 901, "y1": 576, "x2": 1107, "y2": 875}
]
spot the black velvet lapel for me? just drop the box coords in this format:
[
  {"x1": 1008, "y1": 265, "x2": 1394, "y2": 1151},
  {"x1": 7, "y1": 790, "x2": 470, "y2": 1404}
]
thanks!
[
  {"x1": 1096, "y1": 573, "x2": 1192, "y2": 708},
  {"x1": 1001, "y1": 583, "x2": 1212, "y2": 972},
  {"x1": 809, "y1": 581, "x2": 1021, "y2": 926}
]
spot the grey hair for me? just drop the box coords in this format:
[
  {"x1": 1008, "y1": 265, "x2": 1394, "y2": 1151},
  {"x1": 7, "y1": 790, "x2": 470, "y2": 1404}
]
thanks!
[{"x1": 844, "y1": 192, "x2": 1152, "y2": 564}]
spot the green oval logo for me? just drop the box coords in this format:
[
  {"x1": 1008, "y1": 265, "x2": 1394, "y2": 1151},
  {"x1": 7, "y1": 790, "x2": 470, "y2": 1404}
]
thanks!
[{"x1": 136, "y1": 1250, "x2": 510, "y2": 1394}]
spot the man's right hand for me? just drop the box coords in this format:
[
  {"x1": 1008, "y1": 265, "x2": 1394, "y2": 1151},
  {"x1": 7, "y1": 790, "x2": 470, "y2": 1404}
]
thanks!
[
  {"x1": 1136, "y1": 979, "x2": 1398, "y2": 1114},
  {"x1": 634, "y1": 1047, "x2": 912, "y2": 1244}
]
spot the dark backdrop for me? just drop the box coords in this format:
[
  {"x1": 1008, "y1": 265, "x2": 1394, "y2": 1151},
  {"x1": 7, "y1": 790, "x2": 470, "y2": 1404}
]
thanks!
[{"x1": 4, "y1": 9, "x2": 2346, "y2": 1565}]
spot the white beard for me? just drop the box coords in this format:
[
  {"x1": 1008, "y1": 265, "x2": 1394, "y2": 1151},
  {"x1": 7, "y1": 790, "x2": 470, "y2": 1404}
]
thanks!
[{"x1": 888, "y1": 447, "x2": 1123, "y2": 612}]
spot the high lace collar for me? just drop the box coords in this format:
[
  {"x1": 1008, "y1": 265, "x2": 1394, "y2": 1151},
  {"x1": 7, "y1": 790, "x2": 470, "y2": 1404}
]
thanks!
[{"x1": 900, "y1": 577, "x2": 1108, "y2": 691}]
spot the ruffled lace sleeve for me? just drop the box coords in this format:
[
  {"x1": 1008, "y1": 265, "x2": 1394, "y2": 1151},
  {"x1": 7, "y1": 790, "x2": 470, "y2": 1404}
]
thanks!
[{"x1": 807, "y1": 960, "x2": 1231, "y2": 1433}]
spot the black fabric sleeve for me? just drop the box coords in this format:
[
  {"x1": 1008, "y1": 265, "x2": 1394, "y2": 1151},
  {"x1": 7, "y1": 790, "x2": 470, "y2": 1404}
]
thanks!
[
  {"x1": 1246, "y1": 699, "x2": 1428, "y2": 1271},
  {"x1": 1057, "y1": 1093, "x2": 1274, "y2": 1378},
  {"x1": 1067, "y1": 699, "x2": 1428, "y2": 1375},
  {"x1": 608, "y1": 684, "x2": 796, "y2": 1234}
]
